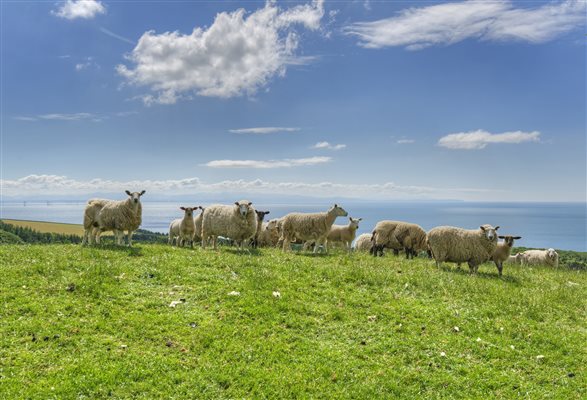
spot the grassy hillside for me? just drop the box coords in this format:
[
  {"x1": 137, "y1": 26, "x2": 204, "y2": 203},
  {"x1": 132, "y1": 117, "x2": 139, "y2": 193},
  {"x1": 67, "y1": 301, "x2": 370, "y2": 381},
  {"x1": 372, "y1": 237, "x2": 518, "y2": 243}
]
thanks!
[
  {"x1": 0, "y1": 219, "x2": 109, "y2": 237},
  {"x1": 1, "y1": 244, "x2": 585, "y2": 399}
]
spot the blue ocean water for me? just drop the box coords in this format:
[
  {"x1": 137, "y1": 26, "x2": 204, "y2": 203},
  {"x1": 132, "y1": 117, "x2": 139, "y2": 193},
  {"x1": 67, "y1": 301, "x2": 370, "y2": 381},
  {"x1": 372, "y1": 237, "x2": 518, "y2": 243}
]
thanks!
[{"x1": 1, "y1": 201, "x2": 585, "y2": 251}]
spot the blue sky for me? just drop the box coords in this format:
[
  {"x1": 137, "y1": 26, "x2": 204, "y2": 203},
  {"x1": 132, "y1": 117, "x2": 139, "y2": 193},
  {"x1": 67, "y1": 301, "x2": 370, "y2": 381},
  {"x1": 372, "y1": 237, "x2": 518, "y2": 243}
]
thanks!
[{"x1": 1, "y1": 0, "x2": 585, "y2": 201}]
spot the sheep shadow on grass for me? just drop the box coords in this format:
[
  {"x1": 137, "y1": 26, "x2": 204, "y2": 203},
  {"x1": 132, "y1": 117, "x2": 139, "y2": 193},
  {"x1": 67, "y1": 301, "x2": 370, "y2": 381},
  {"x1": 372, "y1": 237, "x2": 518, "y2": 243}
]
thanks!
[
  {"x1": 91, "y1": 244, "x2": 143, "y2": 257},
  {"x1": 223, "y1": 248, "x2": 263, "y2": 257},
  {"x1": 437, "y1": 263, "x2": 521, "y2": 284}
]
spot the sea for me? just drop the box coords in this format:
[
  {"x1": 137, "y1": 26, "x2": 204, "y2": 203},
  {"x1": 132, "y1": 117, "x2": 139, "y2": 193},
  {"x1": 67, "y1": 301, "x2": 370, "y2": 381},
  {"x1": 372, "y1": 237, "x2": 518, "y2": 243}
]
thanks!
[{"x1": 1, "y1": 201, "x2": 585, "y2": 251}]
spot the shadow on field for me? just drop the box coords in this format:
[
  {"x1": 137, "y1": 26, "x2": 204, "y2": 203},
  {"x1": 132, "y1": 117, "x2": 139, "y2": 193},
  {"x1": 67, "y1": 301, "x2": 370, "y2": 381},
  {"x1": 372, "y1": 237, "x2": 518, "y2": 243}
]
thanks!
[
  {"x1": 87, "y1": 244, "x2": 144, "y2": 257},
  {"x1": 223, "y1": 248, "x2": 263, "y2": 256},
  {"x1": 438, "y1": 264, "x2": 521, "y2": 283}
]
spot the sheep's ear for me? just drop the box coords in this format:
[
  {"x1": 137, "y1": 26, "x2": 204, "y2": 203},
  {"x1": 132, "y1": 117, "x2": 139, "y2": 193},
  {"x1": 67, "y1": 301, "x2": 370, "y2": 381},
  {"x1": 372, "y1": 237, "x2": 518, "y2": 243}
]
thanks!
[
  {"x1": 140, "y1": 190, "x2": 146, "y2": 196},
  {"x1": 495, "y1": 226, "x2": 500, "y2": 230},
  {"x1": 248, "y1": 201, "x2": 253, "y2": 206},
  {"x1": 513, "y1": 236, "x2": 521, "y2": 240},
  {"x1": 265, "y1": 211, "x2": 270, "y2": 215},
  {"x1": 358, "y1": 218, "x2": 362, "y2": 221},
  {"x1": 180, "y1": 207, "x2": 186, "y2": 210},
  {"x1": 125, "y1": 190, "x2": 132, "y2": 196},
  {"x1": 480, "y1": 226, "x2": 486, "y2": 231},
  {"x1": 498, "y1": 235, "x2": 505, "y2": 239},
  {"x1": 234, "y1": 202, "x2": 239, "y2": 206},
  {"x1": 334, "y1": 204, "x2": 338, "y2": 208},
  {"x1": 349, "y1": 217, "x2": 352, "y2": 221}
]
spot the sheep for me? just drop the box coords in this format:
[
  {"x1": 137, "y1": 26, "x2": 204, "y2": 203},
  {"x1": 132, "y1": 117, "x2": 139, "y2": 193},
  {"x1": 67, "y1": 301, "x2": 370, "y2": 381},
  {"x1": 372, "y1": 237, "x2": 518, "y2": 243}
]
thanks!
[
  {"x1": 257, "y1": 218, "x2": 280, "y2": 247},
  {"x1": 327, "y1": 217, "x2": 362, "y2": 251},
  {"x1": 491, "y1": 235, "x2": 522, "y2": 276},
  {"x1": 168, "y1": 206, "x2": 201, "y2": 248},
  {"x1": 82, "y1": 198, "x2": 110, "y2": 245},
  {"x1": 371, "y1": 221, "x2": 427, "y2": 259},
  {"x1": 201, "y1": 200, "x2": 257, "y2": 250},
  {"x1": 427, "y1": 224, "x2": 500, "y2": 274},
  {"x1": 193, "y1": 206, "x2": 205, "y2": 244},
  {"x1": 508, "y1": 253, "x2": 523, "y2": 264},
  {"x1": 519, "y1": 248, "x2": 559, "y2": 268},
  {"x1": 94, "y1": 190, "x2": 145, "y2": 246},
  {"x1": 353, "y1": 233, "x2": 373, "y2": 252},
  {"x1": 280, "y1": 204, "x2": 348, "y2": 253},
  {"x1": 252, "y1": 210, "x2": 270, "y2": 248}
]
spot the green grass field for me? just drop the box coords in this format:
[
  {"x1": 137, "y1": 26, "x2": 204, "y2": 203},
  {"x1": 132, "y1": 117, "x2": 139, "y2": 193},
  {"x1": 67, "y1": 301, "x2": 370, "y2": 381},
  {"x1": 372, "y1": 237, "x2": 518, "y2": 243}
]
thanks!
[{"x1": 1, "y1": 244, "x2": 585, "y2": 399}]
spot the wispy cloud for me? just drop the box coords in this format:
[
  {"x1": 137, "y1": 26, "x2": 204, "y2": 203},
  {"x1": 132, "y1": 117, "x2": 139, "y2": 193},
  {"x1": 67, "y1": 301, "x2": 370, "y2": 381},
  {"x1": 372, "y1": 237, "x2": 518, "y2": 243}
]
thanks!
[
  {"x1": 74, "y1": 57, "x2": 97, "y2": 71},
  {"x1": 397, "y1": 139, "x2": 415, "y2": 144},
  {"x1": 229, "y1": 127, "x2": 300, "y2": 135},
  {"x1": 38, "y1": 113, "x2": 96, "y2": 121},
  {"x1": 13, "y1": 111, "x2": 137, "y2": 122},
  {"x1": 1, "y1": 174, "x2": 492, "y2": 200},
  {"x1": 312, "y1": 141, "x2": 346, "y2": 150},
  {"x1": 345, "y1": 0, "x2": 586, "y2": 50},
  {"x1": 204, "y1": 156, "x2": 332, "y2": 169},
  {"x1": 52, "y1": 0, "x2": 106, "y2": 20},
  {"x1": 117, "y1": 1, "x2": 324, "y2": 103},
  {"x1": 99, "y1": 27, "x2": 135, "y2": 45},
  {"x1": 438, "y1": 129, "x2": 541, "y2": 150}
]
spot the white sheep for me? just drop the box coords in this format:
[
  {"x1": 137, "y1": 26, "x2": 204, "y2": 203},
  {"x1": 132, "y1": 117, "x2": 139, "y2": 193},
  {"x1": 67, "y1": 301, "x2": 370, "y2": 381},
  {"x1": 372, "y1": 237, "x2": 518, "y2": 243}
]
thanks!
[
  {"x1": 327, "y1": 217, "x2": 362, "y2": 251},
  {"x1": 491, "y1": 235, "x2": 522, "y2": 276},
  {"x1": 82, "y1": 198, "x2": 110, "y2": 245},
  {"x1": 280, "y1": 204, "x2": 348, "y2": 253},
  {"x1": 353, "y1": 233, "x2": 373, "y2": 252},
  {"x1": 94, "y1": 190, "x2": 145, "y2": 246},
  {"x1": 519, "y1": 248, "x2": 559, "y2": 268},
  {"x1": 257, "y1": 219, "x2": 280, "y2": 247},
  {"x1": 201, "y1": 200, "x2": 257, "y2": 250},
  {"x1": 168, "y1": 206, "x2": 201, "y2": 248},
  {"x1": 372, "y1": 221, "x2": 427, "y2": 259},
  {"x1": 193, "y1": 206, "x2": 205, "y2": 244},
  {"x1": 427, "y1": 224, "x2": 500, "y2": 273}
]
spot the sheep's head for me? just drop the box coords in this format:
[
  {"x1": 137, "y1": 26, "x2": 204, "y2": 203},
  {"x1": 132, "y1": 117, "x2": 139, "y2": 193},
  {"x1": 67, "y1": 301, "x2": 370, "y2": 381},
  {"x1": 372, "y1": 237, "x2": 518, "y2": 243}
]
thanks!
[
  {"x1": 330, "y1": 204, "x2": 348, "y2": 217},
  {"x1": 349, "y1": 217, "x2": 362, "y2": 229},
  {"x1": 547, "y1": 248, "x2": 558, "y2": 259},
  {"x1": 234, "y1": 200, "x2": 253, "y2": 217},
  {"x1": 180, "y1": 206, "x2": 199, "y2": 218},
  {"x1": 255, "y1": 210, "x2": 270, "y2": 223},
  {"x1": 125, "y1": 190, "x2": 146, "y2": 204},
  {"x1": 498, "y1": 235, "x2": 522, "y2": 246},
  {"x1": 480, "y1": 224, "x2": 499, "y2": 242},
  {"x1": 266, "y1": 219, "x2": 278, "y2": 232}
]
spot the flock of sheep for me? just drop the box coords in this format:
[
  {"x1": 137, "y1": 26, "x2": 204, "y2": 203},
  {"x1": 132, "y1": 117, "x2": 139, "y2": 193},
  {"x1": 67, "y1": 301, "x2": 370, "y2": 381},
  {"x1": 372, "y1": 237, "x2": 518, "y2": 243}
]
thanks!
[{"x1": 82, "y1": 190, "x2": 560, "y2": 276}]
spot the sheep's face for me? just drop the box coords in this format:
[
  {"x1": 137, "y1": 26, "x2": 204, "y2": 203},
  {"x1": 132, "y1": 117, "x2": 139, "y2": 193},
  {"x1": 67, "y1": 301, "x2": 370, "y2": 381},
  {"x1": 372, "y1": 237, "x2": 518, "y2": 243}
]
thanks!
[
  {"x1": 480, "y1": 225, "x2": 499, "y2": 242},
  {"x1": 349, "y1": 217, "x2": 362, "y2": 229},
  {"x1": 266, "y1": 219, "x2": 278, "y2": 232},
  {"x1": 499, "y1": 235, "x2": 522, "y2": 246},
  {"x1": 125, "y1": 190, "x2": 146, "y2": 205},
  {"x1": 330, "y1": 204, "x2": 348, "y2": 217},
  {"x1": 235, "y1": 200, "x2": 253, "y2": 217},
  {"x1": 255, "y1": 210, "x2": 270, "y2": 223},
  {"x1": 180, "y1": 206, "x2": 199, "y2": 218},
  {"x1": 547, "y1": 248, "x2": 557, "y2": 259}
]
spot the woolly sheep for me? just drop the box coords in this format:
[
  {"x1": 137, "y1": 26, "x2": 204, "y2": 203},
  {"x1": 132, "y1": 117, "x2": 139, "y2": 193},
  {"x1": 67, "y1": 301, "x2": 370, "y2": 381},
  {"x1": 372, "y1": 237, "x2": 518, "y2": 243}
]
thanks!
[
  {"x1": 491, "y1": 235, "x2": 522, "y2": 276},
  {"x1": 82, "y1": 198, "x2": 110, "y2": 245},
  {"x1": 353, "y1": 233, "x2": 373, "y2": 252},
  {"x1": 427, "y1": 224, "x2": 500, "y2": 273},
  {"x1": 201, "y1": 200, "x2": 257, "y2": 250},
  {"x1": 94, "y1": 190, "x2": 145, "y2": 246},
  {"x1": 169, "y1": 206, "x2": 201, "y2": 248},
  {"x1": 519, "y1": 248, "x2": 559, "y2": 268},
  {"x1": 257, "y1": 219, "x2": 280, "y2": 247},
  {"x1": 327, "y1": 217, "x2": 362, "y2": 251},
  {"x1": 508, "y1": 253, "x2": 523, "y2": 264},
  {"x1": 372, "y1": 221, "x2": 427, "y2": 259},
  {"x1": 252, "y1": 210, "x2": 270, "y2": 248},
  {"x1": 280, "y1": 204, "x2": 348, "y2": 253}
]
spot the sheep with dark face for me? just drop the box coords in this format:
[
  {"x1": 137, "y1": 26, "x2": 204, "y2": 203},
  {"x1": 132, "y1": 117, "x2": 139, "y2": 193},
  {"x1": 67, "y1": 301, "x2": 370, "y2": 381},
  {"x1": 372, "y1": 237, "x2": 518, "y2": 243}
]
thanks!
[
  {"x1": 427, "y1": 224, "x2": 500, "y2": 274},
  {"x1": 94, "y1": 190, "x2": 145, "y2": 246},
  {"x1": 252, "y1": 210, "x2": 270, "y2": 248},
  {"x1": 201, "y1": 200, "x2": 257, "y2": 251},
  {"x1": 169, "y1": 206, "x2": 201, "y2": 248},
  {"x1": 491, "y1": 235, "x2": 522, "y2": 276}
]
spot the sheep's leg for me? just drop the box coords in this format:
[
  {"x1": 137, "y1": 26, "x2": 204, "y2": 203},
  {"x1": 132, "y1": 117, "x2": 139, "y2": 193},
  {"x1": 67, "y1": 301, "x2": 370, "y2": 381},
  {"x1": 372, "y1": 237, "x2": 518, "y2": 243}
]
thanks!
[
  {"x1": 495, "y1": 261, "x2": 503, "y2": 276},
  {"x1": 322, "y1": 238, "x2": 328, "y2": 254},
  {"x1": 281, "y1": 236, "x2": 290, "y2": 252},
  {"x1": 127, "y1": 230, "x2": 133, "y2": 247},
  {"x1": 468, "y1": 261, "x2": 476, "y2": 274},
  {"x1": 212, "y1": 236, "x2": 218, "y2": 250}
]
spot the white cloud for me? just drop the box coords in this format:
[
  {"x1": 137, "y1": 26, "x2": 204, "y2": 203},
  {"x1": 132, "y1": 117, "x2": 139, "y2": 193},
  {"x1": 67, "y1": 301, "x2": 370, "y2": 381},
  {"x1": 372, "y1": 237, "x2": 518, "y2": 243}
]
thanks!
[
  {"x1": 0, "y1": 174, "x2": 491, "y2": 200},
  {"x1": 13, "y1": 111, "x2": 137, "y2": 122},
  {"x1": 397, "y1": 139, "x2": 415, "y2": 144},
  {"x1": 438, "y1": 129, "x2": 541, "y2": 150},
  {"x1": 204, "y1": 156, "x2": 331, "y2": 169},
  {"x1": 344, "y1": 0, "x2": 586, "y2": 50},
  {"x1": 312, "y1": 141, "x2": 346, "y2": 150},
  {"x1": 117, "y1": 0, "x2": 324, "y2": 103},
  {"x1": 229, "y1": 127, "x2": 300, "y2": 135},
  {"x1": 52, "y1": 0, "x2": 106, "y2": 20}
]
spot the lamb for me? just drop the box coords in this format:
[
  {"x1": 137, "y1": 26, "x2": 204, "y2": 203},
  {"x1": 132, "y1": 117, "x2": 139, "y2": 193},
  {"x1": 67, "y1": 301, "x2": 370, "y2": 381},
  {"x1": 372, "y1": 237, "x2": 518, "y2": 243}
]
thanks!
[
  {"x1": 353, "y1": 233, "x2": 373, "y2": 252},
  {"x1": 427, "y1": 224, "x2": 500, "y2": 274},
  {"x1": 372, "y1": 221, "x2": 427, "y2": 259},
  {"x1": 201, "y1": 200, "x2": 257, "y2": 250},
  {"x1": 252, "y1": 210, "x2": 270, "y2": 248},
  {"x1": 94, "y1": 190, "x2": 145, "y2": 246},
  {"x1": 257, "y1": 218, "x2": 280, "y2": 247},
  {"x1": 280, "y1": 204, "x2": 348, "y2": 253},
  {"x1": 193, "y1": 206, "x2": 205, "y2": 244},
  {"x1": 519, "y1": 248, "x2": 559, "y2": 268},
  {"x1": 491, "y1": 235, "x2": 522, "y2": 276},
  {"x1": 327, "y1": 217, "x2": 362, "y2": 251},
  {"x1": 508, "y1": 253, "x2": 523, "y2": 264},
  {"x1": 82, "y1": 198, "x2": 110, "y2": 245},
  {"x1": 168, "y1": 206, "x2": 201, "y2": 248}
]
